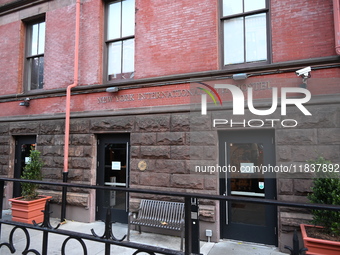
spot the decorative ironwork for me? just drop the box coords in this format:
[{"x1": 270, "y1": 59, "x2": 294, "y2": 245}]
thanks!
[
  {"x1": 33, "y1": 200, "x2": 60, "y2": 230},
  {"x1": 4, "y1": 177, "x2": 339, "y2": 255},
  {"x1": 91, "y1": 208, "x2": 126, "y2": 242},
  {"x1": 284, "y1": 229, "x2": 308, "y2": 255},
  {"x1": 132, "y1": 250, "x2": 156, "y2": 255},
  {"x1": 0, "y1": 226, "x2": 40, "y2": 254},
  {"x1": 61, "y1": 237, "x2": 88, "y2": 255}
]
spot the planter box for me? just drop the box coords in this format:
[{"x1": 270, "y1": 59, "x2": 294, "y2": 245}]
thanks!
[
  {"x1": 9, "y1": 196, "x2": 52, "y2": 224},
  {"x1": 300, "y1": 224, "x2": 340, "y2": 255}
]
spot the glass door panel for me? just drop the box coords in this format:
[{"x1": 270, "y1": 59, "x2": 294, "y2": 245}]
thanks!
[
  {"x1": 219, "y1": 130, "x2": 277, "y2": 245},
  {"x1": 103, "y1": 143, "x2": 127, "y2": 212},
  {"x1": 229, "y1": 143, "x2": 265, "y2": 226},
  {"x1": 96, "y1": 134, "x2": 130, "y2": 223}
]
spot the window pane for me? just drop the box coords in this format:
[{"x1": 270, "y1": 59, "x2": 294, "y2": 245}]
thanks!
[
  {"x1": 107, "y1": 2, "x2": 121, "y2": 40},
  {"x1": 223, "y1": 0, "x2": 243, "y2": 16},
  {"x1": 245, "y1": 13, "x2": 267, "y2": 62},
  {"x1": 38, "y1": 22, "x2": 45, "y2": 54},
  {"x1": 108, "y1": 41, "x2": 122, "y2": 80},
  {"x1": 30, "y1": 57, "x2": 39, "y2": 90},
  {"x1": 244, "y1": 0, "x2": 266, "y2": 12},
  {"x1": 31, "y1": 24, "x2": 39, "y2": 55},
  {"x1": 224, "y1": 17, "x2": 244, "y2": 64},
  {"x1": 38, "y1": 56, "x2": 44, "y2": 89},
  {"x1": 122, "y1": 39, "x2": 134, "y2": 78},
  {"x1": 122, "y1": 0, "x2": 135, "y2": 37}
]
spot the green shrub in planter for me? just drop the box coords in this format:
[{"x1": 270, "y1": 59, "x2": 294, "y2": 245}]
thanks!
[
  {"x1": 307, "y1": 157, "x2": 340, "y2": 237},
  {"x1": 21, "y1": 148, "x2": 43, "y2": 201}
]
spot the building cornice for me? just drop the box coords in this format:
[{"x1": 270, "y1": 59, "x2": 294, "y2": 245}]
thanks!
[
  {"x1": 0, "y1": 93, "x2": 339, "y2": 123},
  {"x1": 0, "y1": 0, "x2": 51, "y2": 16}
]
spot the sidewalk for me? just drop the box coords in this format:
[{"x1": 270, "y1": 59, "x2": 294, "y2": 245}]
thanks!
[{"x1": 0, "y1": 210, "x2": 286, "y2": 255}]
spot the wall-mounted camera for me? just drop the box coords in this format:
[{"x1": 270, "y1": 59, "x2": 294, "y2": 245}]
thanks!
[
  {"x1": 296, "y1": 66, "x2": 311, "y2": 88},
  {"x1": 19, "y1": 98, "x2": 30, "y2": 107},
  {"x1": 296, "y1": 66, "x2": 311, "y2": 78}
]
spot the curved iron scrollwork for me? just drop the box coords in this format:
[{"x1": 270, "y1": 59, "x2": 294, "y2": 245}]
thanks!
[
  {"x1": 0, "y1": 201, "x2": 60, "y2": 255},
  {"x1": 33, "y1": 200, "x2": 60, "y2": 230},
  {"x1": 284, "y1": 229, "x2": 308, "y2": 255},
  {"x1": 61, "y1": 236, "x2": 88, "y2": 255},
  {"x1": 91, "y1": 208, "x2": 126, "y2": 242},
  {"x1": 132, "y1": 250, "x2": 156, "y2": 255},
  {"x1": 0, "y1": 226, "x2": 40, "y2": 254}
]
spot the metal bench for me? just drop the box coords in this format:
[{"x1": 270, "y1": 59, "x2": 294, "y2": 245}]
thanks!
[{"x1": 127, "y1": 199, "x2": 185, "y2": 251}]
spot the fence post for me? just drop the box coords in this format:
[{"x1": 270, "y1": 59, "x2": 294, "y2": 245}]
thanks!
[
  {"x1": 42, "y1": 231, "x2": 48, "y2": 255},
  {"x1": 184, "y1": 197, "x2": 192, "y2": 255},
  {"x1": 61, "y1": 172, "x2": 68, "y2": 222},
  {"x1": 284, "y1": 229, "x2": 308, "y2": 255},
  {"x1": 191, "y1": 198, "x2": 200, "y2": 254},
  {"x1": 0, "y1": 180, "x2": 4, "y2": 239},
  {"x1": 184, "y1": 197, "x2": 201, "y2": 255}
]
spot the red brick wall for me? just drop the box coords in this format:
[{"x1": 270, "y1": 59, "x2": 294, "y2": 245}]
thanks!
[
  {"x1": 134, "y1": 0, "x2": 219, "y2": 79},
  {"x1": 34, "y1": 0, "x2": 103, "y2": 89},
  {"x1": 44, "y1": 4, "x2": 76, "y2": 90},
  {"x1": 0, "y1": 0, "x2": 338, "y2": 97},
  {"x1": 271, "y1": 0, "x2": 335, "y2": 62},
  {"x1": 0, "y1": 0, "x2": 15, "y2": 5},
  {"x1": 78, "y1": 0, "x2": 103, "y2": 86},
  {"x1": 0, "y1": 21, "x2": 23, "y2": 95}
]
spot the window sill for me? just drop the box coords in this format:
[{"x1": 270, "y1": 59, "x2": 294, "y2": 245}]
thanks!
[{"x1": 222, "y1": 60, "x2": 270, "y2": 71}]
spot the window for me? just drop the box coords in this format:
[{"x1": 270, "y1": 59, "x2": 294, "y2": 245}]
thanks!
[
  {"x1": 106, "y1": 0, "x2": 135, "y2": 81},
  {"x1": 25, "y1": 19, "x2": 45, "y2": 90},
  {"x1": 221, "y1": 0, "x2": 269, "y2": 66}
]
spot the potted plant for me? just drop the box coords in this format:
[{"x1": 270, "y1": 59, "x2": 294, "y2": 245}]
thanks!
[
  {"x1": 300, "y1": 156, "x2": 340, "y2": 255},
  {"x1": 9, "y1": 147, "x2": 51, "y2": 224}
]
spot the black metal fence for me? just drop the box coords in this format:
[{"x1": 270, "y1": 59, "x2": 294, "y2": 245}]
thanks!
[{"x1": 0, "y1": 177, "x2": 340, "y2": 255}]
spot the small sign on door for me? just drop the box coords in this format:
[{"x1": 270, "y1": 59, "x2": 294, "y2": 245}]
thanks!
[
  {"x1": 111, "y1": 161, "x2": 121, "y2": 170},
  {"x1": 25, "y1": 157, "x2": 31, "y2": 164},
  {"x1": 258, "y1": 182, "x2": 265, "y2": 189}
]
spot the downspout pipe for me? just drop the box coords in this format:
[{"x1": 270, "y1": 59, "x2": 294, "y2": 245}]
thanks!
[
  {"x1": 61, "y1": 0, "x2": 81, "y2": 222},
  {"x1": 334, "y1": 0, "x2": 340, "y2": 55}
]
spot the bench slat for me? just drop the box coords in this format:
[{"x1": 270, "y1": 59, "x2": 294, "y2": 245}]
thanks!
[{"x1": 128, "y1": 199, "x2": 185, "y2": 250}]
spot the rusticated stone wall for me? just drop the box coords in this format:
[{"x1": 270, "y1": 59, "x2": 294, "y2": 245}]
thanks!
[
  {"x1": 0, "y1": 123, "x2": 10, "y2": 177},
  {"x1": 197, "y1": 98, "x2": 340, "y2": 248},
  {"x1": 0, "y1": 99, "x2": 339, "y2": 244},
  {"x1": 0, "y1": 119, "x2": 97, "y2": 211},
  {"x1": 276, "y1": 103, "x2": 340, "y2": 250},
  {"x1": 0, "y1": 112, "x2": 218, "y2": 229}
]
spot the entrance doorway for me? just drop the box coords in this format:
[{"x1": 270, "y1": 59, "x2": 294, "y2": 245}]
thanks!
[
  {"x1": 13, "y1": 136, "x2": 36, "y2": 198},
  {"x1": 96, "y1": 134, "x2": 130, "y2": 223},
  {"x1": 219, "y1": 130, "x2": 277, "y2": 245}
]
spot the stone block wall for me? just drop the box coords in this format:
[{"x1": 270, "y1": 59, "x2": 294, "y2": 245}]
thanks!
[
  {"x1": 0, "y1": 118, "x2": 96, "y2": 211},
  {"x1": 129, "y1": 112, "x2": 218, "y2": 229},
  {"x1": 198, "y1": 97, "x2": 340, "y2": 248},
  {"x1": 0, "y1": 98, "x2": 338, "y2": 244},
  {"x1": 276, "y1": 102, "x2": 340, "y2": 250},
  {"x1": 0, "y1": 111, "x2": 219, "y2": 226}
]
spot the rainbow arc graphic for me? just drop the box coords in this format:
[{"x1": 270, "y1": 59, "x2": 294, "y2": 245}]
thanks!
[{"x1": 197, "y1": 82, "x2": 223, "y2": 115}]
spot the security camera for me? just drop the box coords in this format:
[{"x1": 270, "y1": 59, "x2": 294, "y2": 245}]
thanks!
[
  {"x1": 19, "y1": 98, "x2": 30, "y2": 107},
  {"x1": 296, "y1": 66, "x2": 311, "y2": 77},
  {"x1": 106, "y1": 87, "x2": 119, "y2": 93}
]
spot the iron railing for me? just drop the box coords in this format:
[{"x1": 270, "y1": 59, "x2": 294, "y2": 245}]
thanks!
[{"x1": 0, "y1": 177, "x2": 340, "y2": 255}]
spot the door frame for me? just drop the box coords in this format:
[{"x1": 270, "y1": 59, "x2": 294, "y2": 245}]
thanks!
[
  {"x1": 96, "y1": 133, "x2": 130, "y2": 223},
  {"x1": 219, "y1": 129, "x2": 277, "y2": 245}
]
